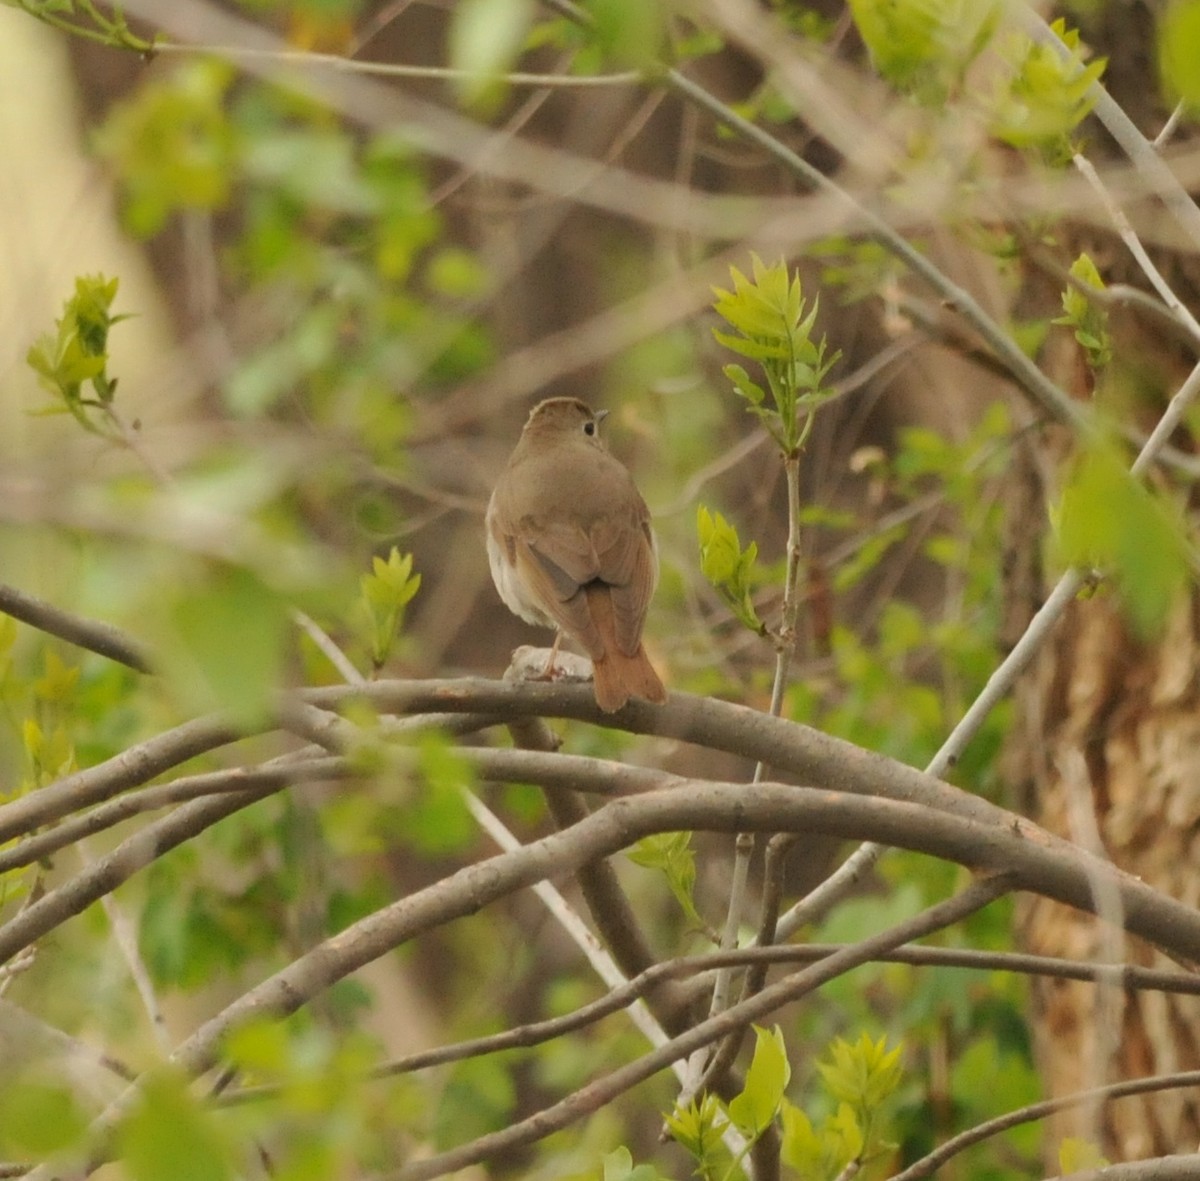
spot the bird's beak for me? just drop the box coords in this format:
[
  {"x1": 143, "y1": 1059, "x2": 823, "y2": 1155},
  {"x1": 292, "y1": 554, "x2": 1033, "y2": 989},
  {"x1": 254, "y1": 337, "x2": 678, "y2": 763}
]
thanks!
[{"x1": 595, "y1": 409, "x2": 610, "y2": 426}]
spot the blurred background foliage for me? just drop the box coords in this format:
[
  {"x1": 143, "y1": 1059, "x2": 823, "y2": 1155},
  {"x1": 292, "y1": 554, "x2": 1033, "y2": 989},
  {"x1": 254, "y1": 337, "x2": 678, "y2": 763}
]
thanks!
[{"x1": 1, "y1": 0, "x2": 1199, "y2": 1176}]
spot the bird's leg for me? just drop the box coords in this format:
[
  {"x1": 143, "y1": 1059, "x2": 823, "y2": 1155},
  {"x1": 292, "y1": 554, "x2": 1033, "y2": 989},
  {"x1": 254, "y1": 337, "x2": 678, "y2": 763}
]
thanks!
[{"x1": 542, "y1": 630, "x2": 563, "y2": 678}]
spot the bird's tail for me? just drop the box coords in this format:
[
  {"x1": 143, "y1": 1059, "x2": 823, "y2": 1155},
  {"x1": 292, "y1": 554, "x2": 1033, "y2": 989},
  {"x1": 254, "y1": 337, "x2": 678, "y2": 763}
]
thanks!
[{"x1": 586, "y1": 587, "x2": 667, "y2": 712}]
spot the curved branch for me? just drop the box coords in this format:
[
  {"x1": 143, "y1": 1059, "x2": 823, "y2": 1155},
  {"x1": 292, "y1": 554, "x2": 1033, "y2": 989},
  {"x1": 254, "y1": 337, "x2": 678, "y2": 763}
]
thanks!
[
  {"x1": 153, "y1": 774, "x2": 1200, "y2": 1079},
  {"x1": 0, "y1": 712, "x2": 246, "y2": 844},
  {"x1": 894, "y1": 1070, "x2": 1200, "y2": 1181},
  {"x1": 387, "y1": 876, "x2": 1013, "y2": 1181},
  {"x1": 0, "y1": 583, "x2": 153, "y2": 673},
  {"x1": 48, "y1": 874, "x2": 1010, "y2": 1181},
  {"x1": 217, "y1": 939, "x2": 1200, "y2": 1106},
  {"x1": 0, "y1": 755, "x2": 347, "y2": 875},
  {"x1": 0, "y1": 785, "x2": 277, "y2": 967}
]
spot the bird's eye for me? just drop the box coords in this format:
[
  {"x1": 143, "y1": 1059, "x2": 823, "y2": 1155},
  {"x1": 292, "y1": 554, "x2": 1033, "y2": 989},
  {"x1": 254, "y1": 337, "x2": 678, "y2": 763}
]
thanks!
[{"x1": 583, "y1": 420, "x2": 596, "y2": 436}]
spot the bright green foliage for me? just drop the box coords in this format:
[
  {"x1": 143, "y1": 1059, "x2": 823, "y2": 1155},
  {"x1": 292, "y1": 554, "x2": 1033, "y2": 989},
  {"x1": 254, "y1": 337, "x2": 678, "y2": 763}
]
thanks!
[
  {"x1": 663, "y1": 1091, "x2": 730, "y2": 1177},
  {"x1": 818, "y1": 1033, "x2": 903, "y2": 1112},
  {"x1": 600, "y1": 1146, "x2": 675, "y2": 1181},
  {"x1": 697, "y1": 505, "x2": 765, "y2": 634},
  {"x1": 727, "y1": 1025, "x2": 792, "y2": 1139},
  {"x1": 1053, "y1": 253, "x2": 1112, "y2": 371},
  {"x1": 222, "y1": 1019, "x2": 421, "y2": 1179},
  {"x1": 0, "y1": 1071, "x2": 90, "y2": 1157},
  {"x1": 847, "y1": 0, "x2": 1000, "y2": 103},
  {"x1": 22, "y1": 716, "x2": 77, "y2": 788},
  {"x1": 1158, "y1": 0, "x2": 1200, "y2": 112},
  {"x1": 26, "y1": 274, "x2": 130, "y2": 436},
  {"x1": 448, "y1": 0, "x2": 535, "y2": 108},
  {"x1": 357, "y1": 547, "x2": 422, "y2": 671},
  {"x1": 665, "y1": 1030, "x2": 897, "y2": 1181},
  {"x1": 327, "y1": 724, "x2": 476, "y2": 856},
  {"x1": 942, "y1": 1032, "x2": 1041, "y2": 1173},
  {"x1": 780, "y1": 1099, "x2": 862, "y2": 1180},
  {"x1": 778, "y1": 1035, "x2": 901, "y2": 1179},
  {"x1": 1057, "y1": 441, "x2": 1190, "y2": 638},
  {"x1": 115, "y1": 1069, "x2": 234, "y2": 1181},
  {"x1": 17, "y1": 651, "x2": 81, "y2": 794},
  {"x1": 584, "y1": 0, "x2": 668, "y2": 71},
  {"x1": 163, "y1": 563, "x2": 290, "y2": 725},
  {"x1": 94, "y1": 60, "x2": 237, "y2": 236},
  {"x1": 988, "y1": 20, "x2": 1106, "y2": 156},
  {"x1": 627, "y1": 831, "x2": 705, "y2": 930},
  {"x1": 406, "y1": 729, "x2": 476, "y2": 854},
  {"x1": 711, "y1": 255, "x2": 839, "y2": 453},
  {"x1": 139, "y1": 844, "x2": 277, "y2": 989},
  {"x1": 1060, "y1": 1136, "x2": 1109, "y2": 1172}
]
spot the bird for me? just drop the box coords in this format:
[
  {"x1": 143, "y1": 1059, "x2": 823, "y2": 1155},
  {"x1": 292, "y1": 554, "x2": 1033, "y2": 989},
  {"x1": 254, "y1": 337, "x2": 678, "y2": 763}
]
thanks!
[{"x1": 486, "y1": 397, "x2": 667, "y2": 712}]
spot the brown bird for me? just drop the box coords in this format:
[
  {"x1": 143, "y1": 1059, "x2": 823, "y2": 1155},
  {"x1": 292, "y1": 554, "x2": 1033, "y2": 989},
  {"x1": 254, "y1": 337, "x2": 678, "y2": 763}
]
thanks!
[{"x1": 486, "y1": 397, "x2": 667, "y2": 712}]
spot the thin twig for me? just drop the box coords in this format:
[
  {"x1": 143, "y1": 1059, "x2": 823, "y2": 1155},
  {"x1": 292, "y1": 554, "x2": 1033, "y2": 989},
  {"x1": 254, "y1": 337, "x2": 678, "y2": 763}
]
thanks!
[
  {"x1": 892, "y1": 1072, "x2": 1200, "y2": 1181},
  {"x1": 77, "y1": 839, "x2": 171, "y2": 1053},
  {"x1": 217, "y1": 938, "x2": 1200, "y2": 1104},
  {"x1": 385, "y1": 875, "x2": 1014, "y2": 1181},
  {"x1": 152, "y1": 40, "x2": 641, "y2": 86}
]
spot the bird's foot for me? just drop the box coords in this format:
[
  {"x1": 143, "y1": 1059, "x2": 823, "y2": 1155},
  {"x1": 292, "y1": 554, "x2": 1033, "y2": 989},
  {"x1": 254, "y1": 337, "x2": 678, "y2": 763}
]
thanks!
[{"x1": 505, "y1": 646, "x2": 593, "y2": 685}]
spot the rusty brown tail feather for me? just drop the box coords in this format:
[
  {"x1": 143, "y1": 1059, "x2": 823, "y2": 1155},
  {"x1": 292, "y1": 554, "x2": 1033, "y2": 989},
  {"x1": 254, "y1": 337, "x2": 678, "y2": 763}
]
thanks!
[{"x1": 585, "y1": 585, "x2": 666, "y2": 712}]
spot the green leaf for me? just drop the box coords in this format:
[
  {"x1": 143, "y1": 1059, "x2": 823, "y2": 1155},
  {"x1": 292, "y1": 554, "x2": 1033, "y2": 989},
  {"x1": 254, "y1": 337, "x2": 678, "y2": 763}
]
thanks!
[
  {"x1": 1159, "y1": 0, "x2": 1200, "y2": 112},
  {"x1": 848, "y1": 0, "x2": 1001, "y2": 103},
  {"x1": 407, "y1": 730, "x2": 475, "y2": 855},
  {"x1": 1052, "y1": 253, "x2": 1111, "y2": 369},
  {"x1": 26, "y1": 274, "x2": 127, "y2": 433},
  {"x1": 780, "y1": 1096, "x2": 860, "y2": 1181},
  {"x1": 1060, "y1": 1136, "x2": 1109, "y2": 1172},
  {"x1": 433, "y1": 1055, "x2": 516, "y2": 1150},
  {"x1": 448, "y1": 0, "x2": 535, "y2": 108},
  {"x1": 164, "y1": 564, "x2": 289, "y2": 725},
  {"x1": 1057, "y1": 443, "x2": 1189, "y2": 638},
  {"x1": 816, "y1": 1033, "x2": 903, "y2": 1110},
  {"x1": 223, "y1": 1018, "x2": 292, "y2": 1076},
  {"x1": 779, "y1": 1100, "x2": 821, "y2": 1176},
  {"x1": 116, "y1": 1069, "x2": 233, "y2": 1181},
  {"x1": 663, "y1": 1091, "x2": 728, "y2": 1166},
  {"x1": 989, "y1": 20, "x2": 1106, "y2": 154},
  {"x1": 600, "y1": 1146, "x2": 674, "y2": 1181},
  {"x1": 697, "y1": 505, "x2": 764, "y2": 632},
  {"x1": 358, "y1": 547, "x2": 422, "y2": 669},
  {"x1": 0, "y1": 1076, "x2": 89, "y2": 1156},
  {"x1": 728, "y1": 1025, "x2": 791, "y2": 1137},
  {"x1": 627, "y1": 831, "x2": 704, "y2": 928},
  {"x1": 95, "y1": 60, "x2": 236, "y2": 236},
  {"x1": 585, "y1": 0, "x2": 667, "y2": 70},
  {"x1": 711, "y1": 255, "x2": 839, "y2": 449}
]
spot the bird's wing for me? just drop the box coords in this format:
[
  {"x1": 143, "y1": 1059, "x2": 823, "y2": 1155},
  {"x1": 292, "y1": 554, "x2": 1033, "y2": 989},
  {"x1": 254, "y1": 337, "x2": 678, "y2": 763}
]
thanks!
[{"x1": 512, "y1": 530, "x2": 606, "y2": 656}]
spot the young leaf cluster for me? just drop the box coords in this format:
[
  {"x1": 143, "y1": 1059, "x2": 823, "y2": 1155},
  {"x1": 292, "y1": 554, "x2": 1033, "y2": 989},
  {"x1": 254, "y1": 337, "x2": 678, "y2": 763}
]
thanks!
[
  {"x1": 847, "y1": 0, "x2": 1000, "y2": 104},
  {"x1": 696, "y1": 506, "x2": 765, "y2": 636},
  {"x1": 25, "y1": 275, "x2": 130, "y2": 437},
  {"x1": 358, "y1": 547, "x2": 422, "y2": 671},
  {"x1": 988, "y1": 19, "x2": 1107, "y2": 158},
  {"x1": 781, "y1": 1034, "x2": 903, "y2": 1180},
  {"x1": 628, "y1": 831, "x2": 706, "y2": 932},
  {"x1": 711, "y1": 255, "x2": 839, "y2": 455},
  {"x1": 1053, "y1": 253, "x2": 1112, "y2": 372},
  {"x1": 661, "y1": 1029, "x2": 903, "y2": 1181},
  {"x1": 664, "y1": 1026, "x2": 791, "y2": 1179}
]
